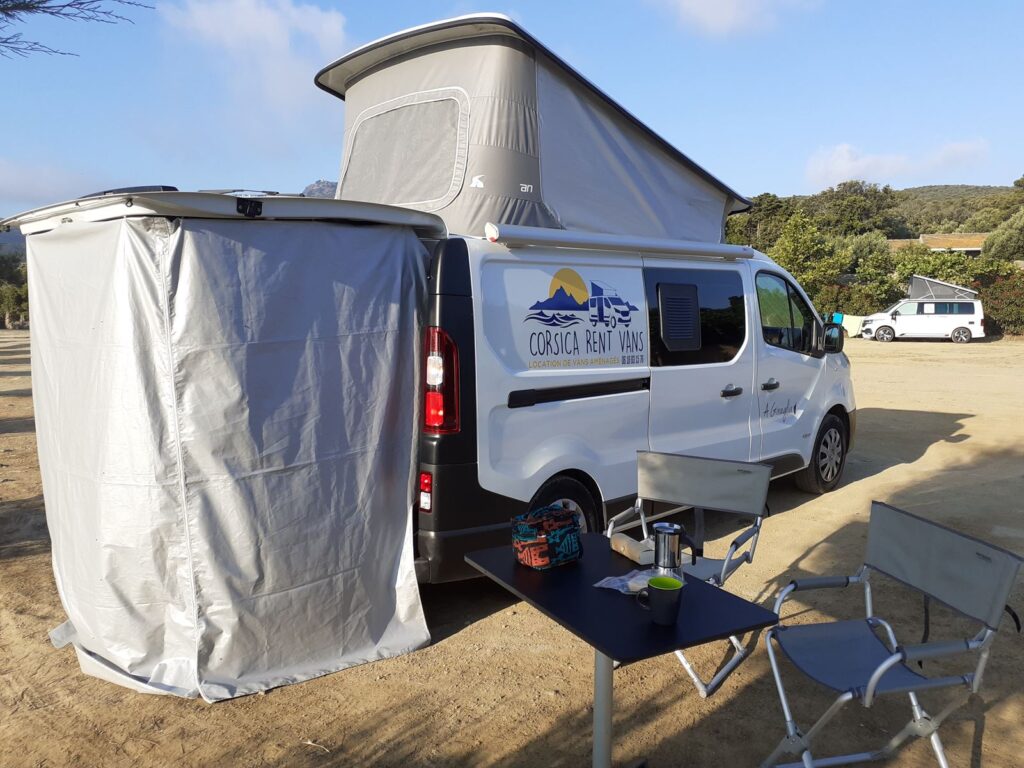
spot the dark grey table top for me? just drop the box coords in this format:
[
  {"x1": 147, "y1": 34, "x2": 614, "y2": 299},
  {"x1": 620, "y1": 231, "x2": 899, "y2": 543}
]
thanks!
[{"x1": 466, "y1": 533, "x2": 778, "y2": 664}]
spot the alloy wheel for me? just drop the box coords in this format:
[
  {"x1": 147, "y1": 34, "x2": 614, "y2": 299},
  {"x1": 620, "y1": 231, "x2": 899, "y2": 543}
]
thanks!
[
  {"x1": 951, "y1": 328, "x2": 970, "y2": 344},
  {"x1": 555, "y1": 498, "x2": 589, "y2": 532},
  {"x1": 817, "y1": 427, "x2": 843, "y2": 483}
]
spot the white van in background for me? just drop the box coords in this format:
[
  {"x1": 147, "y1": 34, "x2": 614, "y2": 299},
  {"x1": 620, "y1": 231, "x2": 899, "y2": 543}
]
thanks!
[{"x1": 861, "y1": 276, "x2": 985, "y2": 344}]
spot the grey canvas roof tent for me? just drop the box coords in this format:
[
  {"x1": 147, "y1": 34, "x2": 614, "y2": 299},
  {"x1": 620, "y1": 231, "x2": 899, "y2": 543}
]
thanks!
[
  {"x1": 907, "y1": 274, "x2": 979, "y2": 301},
  {"x1": 315, "y1": 13, "x2": 751, "y2": 241}
]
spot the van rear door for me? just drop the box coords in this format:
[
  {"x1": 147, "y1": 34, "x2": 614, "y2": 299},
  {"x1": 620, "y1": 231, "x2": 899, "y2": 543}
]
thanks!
[{"x1": 644, "y1": 261, "x2": 755, "y2": 460}]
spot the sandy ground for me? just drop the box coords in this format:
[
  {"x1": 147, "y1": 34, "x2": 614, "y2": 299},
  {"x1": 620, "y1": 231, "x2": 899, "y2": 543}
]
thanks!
[{"x1": 2, "y1": 329, "x2": 1024, "y2": 768}]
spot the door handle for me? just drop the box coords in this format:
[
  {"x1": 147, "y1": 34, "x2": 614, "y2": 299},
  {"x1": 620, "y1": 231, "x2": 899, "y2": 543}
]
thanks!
[
  {"x1": 761, "y1": 378, "x2": 780, "y2": 391},
  {"x1": 720, "y1": 385, "x2": 744, "y2": 398}
]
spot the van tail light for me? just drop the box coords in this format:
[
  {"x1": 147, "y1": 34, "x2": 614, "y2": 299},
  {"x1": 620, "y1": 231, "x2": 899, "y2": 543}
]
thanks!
[
  {"x1": 423, "y1": 326, "x2": 460, "y2": 434},
  {"x1": 418, "y1": 471, "x2": 433, "y2": 513},
  {"x1": 980, "y1": 317, "x2": 986, "y2": 328}
]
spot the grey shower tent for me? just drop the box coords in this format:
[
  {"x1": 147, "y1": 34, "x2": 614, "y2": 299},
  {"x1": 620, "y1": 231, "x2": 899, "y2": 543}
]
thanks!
[
  {"x1": 315, "y1": 13, "x2": 750, "y2": 241},
  {"x1": 907, "y1": 274, "x2": 979, "y2": 301}
]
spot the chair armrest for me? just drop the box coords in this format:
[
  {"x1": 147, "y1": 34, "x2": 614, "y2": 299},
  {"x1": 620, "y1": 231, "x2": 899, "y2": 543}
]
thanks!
[
  {"x1": 719, "y1": 523, "x2": 761, "y2": 583},
  {"x1": 864, "y1": 637, "x2": 987, "y2": 705},
  {"x1": 605, "y1": 506, "x2": 640, "y2": 537},
  {"x1": 773, "y1": 575, "x2": 860, "y2": 614},
  {"x1": 792, "y1": 576, "x2": 854, "y2": 590},
  {"x1": 899, "y1": 639, "x2": 977, "y2": 663},
  {"x1": 729, "y1": 525, "x2": 759, "y2": 551}
]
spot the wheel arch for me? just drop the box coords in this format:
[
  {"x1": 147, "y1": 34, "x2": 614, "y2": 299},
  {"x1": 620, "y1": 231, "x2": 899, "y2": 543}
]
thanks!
[
  {"x1": 826, "y1": 403, "x2": 853, "y2": 452},
  {"x1": 537, "y1": 468, "x2": 606, "y2": 526}
]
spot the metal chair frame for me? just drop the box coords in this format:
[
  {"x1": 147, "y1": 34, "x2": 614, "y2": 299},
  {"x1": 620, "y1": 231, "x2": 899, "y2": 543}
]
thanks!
[
  {"x1": 763, "y1": 566, "x2": 999, "y2": 768},
  {"x1": 606, "y1": 452, "x2": 771, "y2": 698}
]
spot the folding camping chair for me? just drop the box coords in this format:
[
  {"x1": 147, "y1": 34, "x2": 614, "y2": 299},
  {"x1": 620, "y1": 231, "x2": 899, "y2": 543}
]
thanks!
[
  {"x1": 606, "y1": 451, "x2": 772, "y2": 697},
  {"x1": 762, "y1": 500, "x2": 1023, "y2": 768}
]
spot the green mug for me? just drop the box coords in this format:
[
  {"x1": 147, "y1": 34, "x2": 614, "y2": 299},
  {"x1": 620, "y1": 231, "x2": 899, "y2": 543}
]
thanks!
[{"x1": 636, "y1": 575, "x2": 683, "y2": 626}]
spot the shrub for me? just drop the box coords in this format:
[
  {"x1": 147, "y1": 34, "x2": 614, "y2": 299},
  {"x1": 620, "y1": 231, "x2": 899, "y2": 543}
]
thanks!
[{"x1": 980, "y1": 272, "x2": 1024, "y2": 336}]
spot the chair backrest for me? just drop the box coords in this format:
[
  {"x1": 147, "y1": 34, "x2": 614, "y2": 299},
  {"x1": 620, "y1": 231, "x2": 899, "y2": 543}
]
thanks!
[
  {"x1": 636, "y1": 451, "x2": 771, "y2": 517},
  {"x1": 866, "y1": 501, "x2": 1023, "y2": 629}
]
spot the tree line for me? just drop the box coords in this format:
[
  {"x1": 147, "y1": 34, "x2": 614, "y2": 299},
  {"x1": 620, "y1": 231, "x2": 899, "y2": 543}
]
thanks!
[
  {"x1": 726, "y1": 176, "x2": 1024, "y2": 333},
  {"x1": 0, "y1": 254, "x2": 28, "y2": 328}
]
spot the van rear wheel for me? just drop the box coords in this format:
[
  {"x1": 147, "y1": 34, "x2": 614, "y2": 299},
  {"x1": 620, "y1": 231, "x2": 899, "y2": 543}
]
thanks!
[
  {"x1": 951, "y1": 327, "x2": 971, "y2": 344},
  {"x1": 528, "y1": 476, "x2": 599, "y2": 533},
  {"x1": 795, "y1": 414, "x2": 848, "y2": 494}
]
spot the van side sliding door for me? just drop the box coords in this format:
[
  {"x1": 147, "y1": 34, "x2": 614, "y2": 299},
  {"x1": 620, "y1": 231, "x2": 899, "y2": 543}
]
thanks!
[{"x1": 644, "y1": 261, "x2": 756, "y2": 461}]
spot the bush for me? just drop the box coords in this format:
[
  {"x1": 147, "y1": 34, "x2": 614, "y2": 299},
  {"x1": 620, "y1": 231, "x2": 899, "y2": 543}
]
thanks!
[
  {"x1": 980, "y1": 272, "x2": 1024, "y2": 336},
  {"x1": 982, "y1": 207, "x2": 1024, "y2": 261}
]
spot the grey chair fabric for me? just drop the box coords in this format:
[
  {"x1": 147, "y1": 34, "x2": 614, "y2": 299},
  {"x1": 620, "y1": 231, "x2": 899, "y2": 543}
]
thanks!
[
  {"x1": 679, "y1": 556, "x2": 731, "y2": 584},
  {"x1": 866, "y1": 501, "x2": 1022, "y2": 629},
  {"x1": 775, "y1": 620, "x2": 925, "y2": 698},
  {"x1": 637, "y1": 451, "x2": 771, "y2": 517}
]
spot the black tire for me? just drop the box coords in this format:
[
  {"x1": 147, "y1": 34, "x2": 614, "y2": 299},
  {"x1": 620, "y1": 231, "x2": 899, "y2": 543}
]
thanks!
[
  {"x1": 874, "y1": 325, "x2": 895, "y2": 343},
  {"x1": 951, "y1": 327, "x2": 971, "y2": 344},
  {"x1": 528, "y1": 476, "x2": 600, "y2": 533},
  {"x1": 795, "y1": 414, "x2": 848, "y2": 494}
]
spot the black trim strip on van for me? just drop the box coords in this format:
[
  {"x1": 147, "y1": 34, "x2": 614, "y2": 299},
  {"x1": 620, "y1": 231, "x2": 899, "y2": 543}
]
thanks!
[{"x1": 507, "y1": 377, "x2": 650, "y2": 409}]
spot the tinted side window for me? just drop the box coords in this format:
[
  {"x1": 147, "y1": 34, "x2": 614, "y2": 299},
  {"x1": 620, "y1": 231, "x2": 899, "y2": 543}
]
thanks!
[
  {"x1": 645, "y1": 268, "x2": 746, "y2": 366},
  {"x1": 756, "y1": 272, "x2": 818, "y2": 356},
  {"x1": 788, "y1": 287, "x2": 816, "y2": 355},
  {"x1": 956, "y1": 302, "x2": 975, "y2": 315}
]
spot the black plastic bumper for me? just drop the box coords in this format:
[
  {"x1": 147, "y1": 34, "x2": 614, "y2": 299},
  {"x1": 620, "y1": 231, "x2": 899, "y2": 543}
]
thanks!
[{"x1": 416, "y1": 460, "x2": 525, "y2": 583}]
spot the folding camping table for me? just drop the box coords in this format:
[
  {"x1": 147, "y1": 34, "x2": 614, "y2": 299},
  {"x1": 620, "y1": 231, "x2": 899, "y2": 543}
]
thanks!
[{"x1": 466, "y1": 533, "x2": 778, "y2": 768}]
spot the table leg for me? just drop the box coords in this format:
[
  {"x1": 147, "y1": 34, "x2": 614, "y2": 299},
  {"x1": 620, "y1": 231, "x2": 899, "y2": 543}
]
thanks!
[{"x1": 593, "y1": 649, "x2": 613, "y2": 768}]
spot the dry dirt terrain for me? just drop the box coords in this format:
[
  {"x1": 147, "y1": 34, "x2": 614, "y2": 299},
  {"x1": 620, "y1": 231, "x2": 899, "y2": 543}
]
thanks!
[{"x1": 2, "y1": 329, "x2": 1023, "y2": 768}]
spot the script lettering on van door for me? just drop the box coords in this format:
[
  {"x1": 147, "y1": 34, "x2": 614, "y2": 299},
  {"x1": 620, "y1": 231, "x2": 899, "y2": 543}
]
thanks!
[{"x1": 523, "y1": 268, "x2": 646, "y2": 369}]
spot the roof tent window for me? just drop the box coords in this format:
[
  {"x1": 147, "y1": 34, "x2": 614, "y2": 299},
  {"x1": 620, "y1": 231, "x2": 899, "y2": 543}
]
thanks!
[{"x1": 341, "y1": 88, "x2": 469, "y2": 211}]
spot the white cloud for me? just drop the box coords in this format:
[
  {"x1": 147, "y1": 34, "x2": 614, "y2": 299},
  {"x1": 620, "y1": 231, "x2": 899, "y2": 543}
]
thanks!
[
  {"x1": 161, "y1": 0, "x2": 346, "y2": 115},
  {"x1": 653, "y1": 0, "x2": 817, "y2": 37},
  {"x1": 805, "y1": 140, "x2": 990, "y2": 189}
]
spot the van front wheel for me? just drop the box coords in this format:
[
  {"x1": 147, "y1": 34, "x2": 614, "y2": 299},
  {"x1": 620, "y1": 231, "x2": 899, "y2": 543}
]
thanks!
[
  {"x1": 874, "y1": 326, "x2": 895, "y2": 342},
  {"x1": 795, "y1": 414, "x2": 848, "y2": 494},
  {"x1": 528, "y1": 476, "x2": 599, "y2": 533}
]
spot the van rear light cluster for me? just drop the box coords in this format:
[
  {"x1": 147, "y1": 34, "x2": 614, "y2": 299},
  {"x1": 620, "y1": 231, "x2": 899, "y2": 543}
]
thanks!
[
  {"x1": 423, "y1": 326, "x2": 460, "y2": 433},
  {"x1": 418, "y1": 471, "x2": 433, "y2": 512}
]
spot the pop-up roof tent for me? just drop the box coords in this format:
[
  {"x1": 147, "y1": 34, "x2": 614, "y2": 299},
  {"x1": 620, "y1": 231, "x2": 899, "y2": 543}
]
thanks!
[
  {"x1": 315, "y1": 14, "x2": 751, "y2": 242},
  {"x1": 907, "y1": 274, "x2": 979, "y2": 300}
]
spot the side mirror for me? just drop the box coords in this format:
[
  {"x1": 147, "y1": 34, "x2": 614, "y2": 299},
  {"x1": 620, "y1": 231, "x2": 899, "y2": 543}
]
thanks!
[
  {"x1": 823, "y1": 322, "x2": 844, "y2": 354},
  {"x1": 890, "y1": 311, "x2": 898, "y2": 320}
]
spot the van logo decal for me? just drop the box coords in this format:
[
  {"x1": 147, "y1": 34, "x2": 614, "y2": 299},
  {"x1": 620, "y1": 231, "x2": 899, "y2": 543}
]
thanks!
[
  {"x1": 525, "y1": 269, "x2": 639, "y2": 329},
  {"x1": 521, "y1": 268, "x2": 646, "y2": 369}
]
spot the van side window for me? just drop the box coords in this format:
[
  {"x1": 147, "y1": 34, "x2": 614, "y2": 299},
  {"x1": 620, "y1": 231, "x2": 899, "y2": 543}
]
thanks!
[
  {"x1": 956, "y1": 302, "x2": 975, "y2": 315},
  {"x1": 755, "y1": 272, "x2": 817, "y2": 356},
  {"x1": 644, "y1": 268, "x2": 745, "y2": 366}
]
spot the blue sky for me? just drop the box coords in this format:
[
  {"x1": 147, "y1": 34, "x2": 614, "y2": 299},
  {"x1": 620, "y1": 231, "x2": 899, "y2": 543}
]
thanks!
[{"x1": 2, "y1": 0, "x2": 1022, "y2": 216}]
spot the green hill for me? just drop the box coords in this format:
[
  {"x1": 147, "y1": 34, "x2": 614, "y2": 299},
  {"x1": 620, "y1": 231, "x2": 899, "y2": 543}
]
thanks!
[
  {"x1": 895, "y1": 184, "x2": 1021, "y2": 235},
  {"x1": 898, "y1": 184, "x2": 1014, "y2": 203}
]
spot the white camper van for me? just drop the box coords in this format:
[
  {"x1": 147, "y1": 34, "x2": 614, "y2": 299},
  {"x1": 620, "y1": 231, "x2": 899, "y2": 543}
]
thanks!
[
  {"x1": 861, "y1": 275, "x2": 985, "y2": 343},
  {"x1": 313, "y1": 14, "x2": 856, "y2": 581}
]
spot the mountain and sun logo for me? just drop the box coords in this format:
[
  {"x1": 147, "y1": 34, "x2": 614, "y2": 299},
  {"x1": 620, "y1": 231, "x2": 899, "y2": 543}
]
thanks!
[{"x1": 525, "y1": 268, "x2": 639, "y2": 328}]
